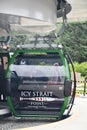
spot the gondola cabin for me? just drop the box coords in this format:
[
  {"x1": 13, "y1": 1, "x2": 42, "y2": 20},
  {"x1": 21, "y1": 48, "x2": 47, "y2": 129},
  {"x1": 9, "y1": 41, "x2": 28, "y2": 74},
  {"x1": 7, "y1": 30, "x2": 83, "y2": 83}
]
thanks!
[
  {"x1": 0, "y1": 52, "x2": 10, "y2": 101},
  {"x1": 0, "y1": 51, "x2": 11, "y2": 118},
  {"x1": 6, "y1": 44, "x2": 73, "y2": 119}
]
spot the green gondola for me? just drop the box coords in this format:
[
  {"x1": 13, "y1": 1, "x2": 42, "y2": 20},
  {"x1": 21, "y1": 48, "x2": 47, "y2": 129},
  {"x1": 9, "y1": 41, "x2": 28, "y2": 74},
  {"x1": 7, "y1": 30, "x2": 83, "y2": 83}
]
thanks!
[
  {"x1": 4, "y1": 43, "x2": 76, "y2": 119},
  {"x1": 0, "y1": 51, "x2": 11, "y2": 118}
]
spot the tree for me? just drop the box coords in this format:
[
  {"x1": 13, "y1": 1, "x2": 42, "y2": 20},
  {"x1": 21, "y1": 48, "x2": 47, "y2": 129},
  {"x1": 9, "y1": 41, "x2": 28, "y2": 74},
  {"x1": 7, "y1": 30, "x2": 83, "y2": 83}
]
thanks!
[
  {"x1": 70, "y1": 62, "x2": 87, "y2": 77},
  {"x1": 59, "y1": 22, "x2": 87, "y2": 63},
  {"x1": 78, "y1": 62, "x2": 87, "y2": 77}
]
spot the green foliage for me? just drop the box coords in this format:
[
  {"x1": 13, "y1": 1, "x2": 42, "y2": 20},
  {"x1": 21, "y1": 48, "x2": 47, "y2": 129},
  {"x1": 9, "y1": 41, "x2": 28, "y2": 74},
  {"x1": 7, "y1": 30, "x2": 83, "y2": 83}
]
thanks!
[
  {"x1": 78, "y1": 62, "x2": 87, "y2": 77},
  {"x1": 59, "y1": 22, "x2": 87, "y2": 63},
  {"x1": 70, "y1": 62, "x2": 87, "y2": 77}
]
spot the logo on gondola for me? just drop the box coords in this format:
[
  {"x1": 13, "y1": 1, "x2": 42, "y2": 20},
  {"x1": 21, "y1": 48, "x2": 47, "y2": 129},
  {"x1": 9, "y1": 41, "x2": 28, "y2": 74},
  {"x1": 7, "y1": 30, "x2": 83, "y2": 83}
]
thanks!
[
  {"x1": 20, "y1": 91, "x2": 53, "y2": 97},
  {"x1": 19, "y1": 91, "x2": 59, "y2": 102}
]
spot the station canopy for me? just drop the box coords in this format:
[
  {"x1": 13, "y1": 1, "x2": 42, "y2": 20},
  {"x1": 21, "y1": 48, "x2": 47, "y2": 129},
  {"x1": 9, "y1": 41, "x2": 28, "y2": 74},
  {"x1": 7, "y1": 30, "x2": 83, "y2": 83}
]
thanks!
[
  {"x1": 0, "y1": 0, "x2": 87, "y2": 36},
  {"x1": 0, "y1": 0, "x2": 71, "y2": 36}
]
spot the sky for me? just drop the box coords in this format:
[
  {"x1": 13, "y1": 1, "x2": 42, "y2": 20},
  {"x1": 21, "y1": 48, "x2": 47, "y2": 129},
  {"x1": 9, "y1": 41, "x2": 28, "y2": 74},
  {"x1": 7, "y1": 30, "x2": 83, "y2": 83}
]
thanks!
[{"x1": 67, "y1": 0, "x2": 87, "y2": 22}]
